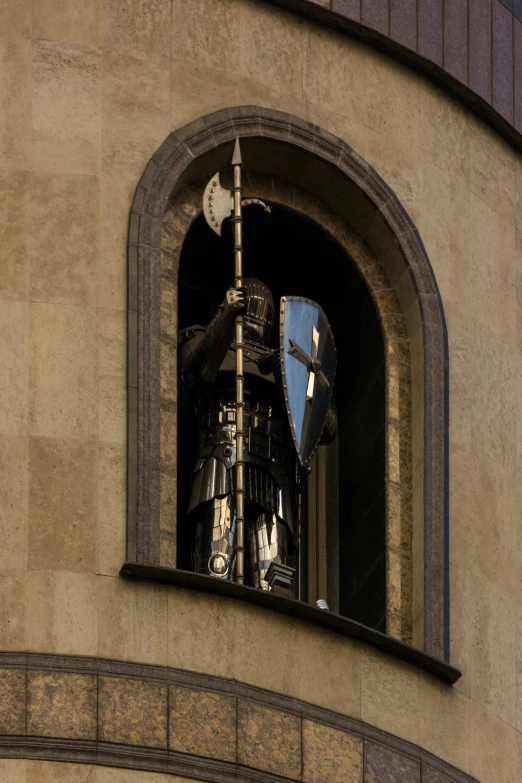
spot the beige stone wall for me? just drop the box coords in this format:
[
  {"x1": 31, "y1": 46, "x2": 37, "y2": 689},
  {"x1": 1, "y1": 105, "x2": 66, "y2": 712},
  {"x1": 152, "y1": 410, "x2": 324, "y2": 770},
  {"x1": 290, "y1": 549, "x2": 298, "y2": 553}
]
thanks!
[
  {"x1": 0, "y1": 760, "x2": 192, "y2": 783},
  {"x1": 1, "y1": 0, "x2": 521, "y2": 781}
]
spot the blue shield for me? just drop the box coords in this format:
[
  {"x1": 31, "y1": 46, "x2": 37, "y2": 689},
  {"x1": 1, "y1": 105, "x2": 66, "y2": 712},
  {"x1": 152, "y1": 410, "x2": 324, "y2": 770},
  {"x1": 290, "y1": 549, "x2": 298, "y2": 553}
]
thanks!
[{"x1": 280, "y1": 297, "x2": 336, "y2": 465}]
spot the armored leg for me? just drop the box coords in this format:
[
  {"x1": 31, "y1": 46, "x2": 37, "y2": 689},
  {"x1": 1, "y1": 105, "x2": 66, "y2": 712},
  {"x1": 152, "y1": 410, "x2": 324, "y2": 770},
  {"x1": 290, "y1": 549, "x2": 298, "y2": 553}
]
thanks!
[
  {"x1": 246, "y1": 513, "x2": 289, "y2": 590},
  {"x1": 194, "y1": 496, "x2": 236, "y2": 579}
]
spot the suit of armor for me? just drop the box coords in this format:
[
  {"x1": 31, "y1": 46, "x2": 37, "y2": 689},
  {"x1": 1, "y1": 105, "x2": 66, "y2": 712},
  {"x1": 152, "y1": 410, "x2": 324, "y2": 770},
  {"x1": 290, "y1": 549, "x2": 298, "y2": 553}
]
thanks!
[
  {"x1": 179, "y1": 280, "x2": 298, "y2": 590},
  {"x1": 180, "y1": 279, "x2": 296, "y2": 589},
  {"x1": 179, "y1": 279, "x2": 337, "y2": 592}
]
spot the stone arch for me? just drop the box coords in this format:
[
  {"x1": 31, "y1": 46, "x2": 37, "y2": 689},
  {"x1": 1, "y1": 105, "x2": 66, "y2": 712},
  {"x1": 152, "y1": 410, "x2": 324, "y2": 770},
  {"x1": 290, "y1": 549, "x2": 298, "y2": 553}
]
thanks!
[
  {"x1": 162, "y1": 175, "x2": 411, "y2": 641},
  {"x1": 126, "y1": 106, "x2": 449, "y2": 662}
]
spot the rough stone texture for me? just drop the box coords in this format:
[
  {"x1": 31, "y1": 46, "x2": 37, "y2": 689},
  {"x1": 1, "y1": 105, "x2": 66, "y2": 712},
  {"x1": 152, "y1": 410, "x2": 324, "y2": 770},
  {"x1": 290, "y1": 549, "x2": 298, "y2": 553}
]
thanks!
[
  {"x1": 29, "y1": 303, "x2": 99, "y2": 439},
  {"x1": 30, "y1": 173, "x2": 99, "y2": 307},
  {"x1": 100, "y1": 177, "x2": 136, "y2": 312},
  {"x1": 232, "y1": 601, "x2": 303, "y2": 698},
  {"x1": 0, "y1": 3, "x2": 521, "y2": 782},
  {"x1": 0, "y1": 571, "x2": 27, "y2": 651},
  {"x1": 302, "y1": 719, "x2": 363, "y2": 783},
  {"x1": 470, "y1": 119, "x2": 516, "y2": 222},
  {"x1": 24, "y1": 763, "x2": 201, "y2": 783},
  {"x1": 169, "y1": 685, "x2": 236, "y2": 762},
  {"x1": 167, "y1": 590, "x2": 238, "y2": 682},
  {"x1": 25, "y1": 761, "x2": 97, "y2": 783},
  {"x1": 492, "y1": 0, "x2": 514, "y2": 123},
  {"x1": 158, "y1": 184, "x2": 192, "y2": 569},
  {"x1": 0, "y1": 170, "x2": 30, "y2": 301},
  {"x1": 97, "y1": 577, "x2": 168, "y2": 666},
  {"x1": 98, "y1": 309, "x2": 126, "y2": 445},
  {"x1": 0, "y1": 760, "x2": 26, "y2": 783},
  {"x1": 468, "y1": 701, "x2": 518, "y2": 783},
  {"x1": 305, "y1": 25, "x2": 366, "y2": 125},
  {"x1": 0, "y1": 0, "x2": 31, "y2": 40},
  {"x1": 361, "y1": 649, "x2": 419, "y2": 745},
  {"x1": 469, "y1": 0, "x2": 492, "y2": 102},
  {"x1": 33, "y1": 0, "x2": 101, "y2": 46},
  {"x1": 237, "y1": 699, "x2": 301, "y2": 779},
  {"x1": 171, "y1": 0, "x2": 240, "y2": 72},
  {"x1": 27, "y1": 671, "x2": 97, "y2": 739},
  {"x1": 98, "y1": 675, "x2": 168, "y2": 748},
  {"x1": 0, "y1": 653, "x2": 501, "y2": 783},
  {"x1": 28, "y1": 436, "x2": 97, "y2": 573},
  {"x1": 98, "y1": 442, "x2": 126, "y2": 577},
  {"x1": 365, "y1": 742, "x2": 420, "y2": 781},
  {"x1": 103, "y1": 0, "x2": 171, "y2": 57},
  {"x1": 0, "y1": 301, "x2": 28, "y2": 435},
  {"x1": 0, "y1": 39, "x2": 32, "y2": 170},
  {"x1": 444, "y1": 0, "x2": 468, "y2": 84},
  {"x1": 32, "y1": 40, "x2": 101, "y2": 175},
  {"x1": 26, "y1": 571, "x2": 98, "y2": 657},
  {"x1": 101, "y1": 49, "x2": 170, "y2": 183},
  {"x1": 421, "y1": 767, "x2": 460, "y2": 783},
  {"x1": 362, "y1": 0, "x2": 388, "y2": 34},
  {"x1": 0, "y1": 669, "x2": 25, "y2": 735},
  {"x1": 390, "y1": 0, "x2": 417, "y2": 49},
  {"x1": 294, "y1": 623, "x2": 361, "y2": 718},
  {"x1": 240, "y1": 2, "x2": 306, "y2": 98},
  {"x1": 0, "y1": 436, "x2": 28, "y2": 571}
]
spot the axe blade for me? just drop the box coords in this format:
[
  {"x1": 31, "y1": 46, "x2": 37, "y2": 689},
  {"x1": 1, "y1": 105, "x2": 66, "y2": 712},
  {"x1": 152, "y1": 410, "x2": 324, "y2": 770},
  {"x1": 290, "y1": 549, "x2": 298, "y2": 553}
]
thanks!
[{"x1": 203, "y1": 172, "x2": 233, "y2": 236}]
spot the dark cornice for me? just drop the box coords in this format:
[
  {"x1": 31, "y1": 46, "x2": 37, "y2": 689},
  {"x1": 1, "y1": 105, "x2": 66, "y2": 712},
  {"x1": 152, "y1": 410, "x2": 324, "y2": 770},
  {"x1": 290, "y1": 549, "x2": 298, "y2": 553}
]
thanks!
[{"x1": 264, "y1": 0, "x2": 522, "y2": 152}]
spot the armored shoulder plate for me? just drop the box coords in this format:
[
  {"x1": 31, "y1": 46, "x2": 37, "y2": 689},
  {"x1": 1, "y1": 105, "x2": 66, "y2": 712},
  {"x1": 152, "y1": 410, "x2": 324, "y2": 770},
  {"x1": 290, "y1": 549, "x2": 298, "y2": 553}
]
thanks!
[{"x1": 178, "y1": 324, "x2": 205, "y2": 348}]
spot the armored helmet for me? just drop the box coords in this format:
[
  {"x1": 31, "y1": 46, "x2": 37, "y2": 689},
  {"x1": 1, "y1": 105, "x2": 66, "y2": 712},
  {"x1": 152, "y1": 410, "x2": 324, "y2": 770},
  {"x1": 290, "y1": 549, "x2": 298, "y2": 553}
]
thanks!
[{"x1": 242, "y1": 278, "x2": 275, "y2": 345}]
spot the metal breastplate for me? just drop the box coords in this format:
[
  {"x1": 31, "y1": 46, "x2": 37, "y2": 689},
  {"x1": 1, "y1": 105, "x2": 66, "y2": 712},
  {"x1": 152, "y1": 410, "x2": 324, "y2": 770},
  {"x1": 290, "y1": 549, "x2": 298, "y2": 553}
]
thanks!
[
  {"x1": 197, "y1": 392, "x2": 293, "y2": 468},
  {"x1": 188, "y1": 364, "x2": 296, "y2": 529}
]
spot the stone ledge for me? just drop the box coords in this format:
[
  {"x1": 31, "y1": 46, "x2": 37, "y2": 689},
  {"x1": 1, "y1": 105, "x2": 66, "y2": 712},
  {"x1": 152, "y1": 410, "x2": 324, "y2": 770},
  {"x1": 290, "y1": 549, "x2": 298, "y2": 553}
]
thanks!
[{"x1": 120, "y1": 563, "x2": 461, "y2": 684}]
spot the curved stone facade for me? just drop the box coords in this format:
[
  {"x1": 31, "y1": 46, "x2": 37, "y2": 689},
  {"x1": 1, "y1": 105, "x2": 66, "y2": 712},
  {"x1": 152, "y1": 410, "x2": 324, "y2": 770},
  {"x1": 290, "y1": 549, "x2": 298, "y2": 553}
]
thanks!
[
  {"x1": 267, "y1": 0, "x2": 522, "y2": 148},
  {"x1": 1, "y1": 1, "x2": 521, "y2": 782},
  {"x1": 0, "y1": 652, "x2": 487, "y2": 783}
]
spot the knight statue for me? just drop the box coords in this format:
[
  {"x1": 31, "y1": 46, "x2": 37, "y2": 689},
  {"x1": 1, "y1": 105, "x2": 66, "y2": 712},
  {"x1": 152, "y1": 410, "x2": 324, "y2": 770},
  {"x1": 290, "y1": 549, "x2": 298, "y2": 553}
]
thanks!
[{"x1": 178, "y1": 139, "x2": 337, "y2": 595}]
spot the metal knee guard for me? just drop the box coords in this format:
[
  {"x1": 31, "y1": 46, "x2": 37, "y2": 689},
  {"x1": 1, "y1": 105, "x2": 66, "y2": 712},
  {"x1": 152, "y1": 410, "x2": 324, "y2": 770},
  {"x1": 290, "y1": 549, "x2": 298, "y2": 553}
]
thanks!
[
  {"x1": 246, "y1": 513, "x2": 289, "y2": 590},
  {"x1": 194, "y1": 496, "x2": 236, "y2": 579}
]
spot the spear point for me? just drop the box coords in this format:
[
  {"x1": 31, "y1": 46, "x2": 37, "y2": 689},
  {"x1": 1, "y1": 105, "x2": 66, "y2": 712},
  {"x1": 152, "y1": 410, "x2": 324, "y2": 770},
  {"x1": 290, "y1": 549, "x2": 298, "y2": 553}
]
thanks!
[{"x1": 232, "y1": 137, "x2": 242, "y2": 166}]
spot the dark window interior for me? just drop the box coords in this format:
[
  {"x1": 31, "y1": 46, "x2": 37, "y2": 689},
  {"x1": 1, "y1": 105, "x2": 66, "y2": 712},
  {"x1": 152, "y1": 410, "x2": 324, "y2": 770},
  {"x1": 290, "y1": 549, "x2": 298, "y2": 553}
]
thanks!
[{"x1": 176, "y1": 195, "x2": 386, "y2": 631}]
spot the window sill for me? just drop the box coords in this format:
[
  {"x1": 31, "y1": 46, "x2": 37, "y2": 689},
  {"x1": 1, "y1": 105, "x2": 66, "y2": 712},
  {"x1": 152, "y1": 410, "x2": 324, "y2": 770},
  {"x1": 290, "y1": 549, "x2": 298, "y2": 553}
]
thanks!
[{"x1": 120, "y1": 563, "x2": 461, "y2": 684}]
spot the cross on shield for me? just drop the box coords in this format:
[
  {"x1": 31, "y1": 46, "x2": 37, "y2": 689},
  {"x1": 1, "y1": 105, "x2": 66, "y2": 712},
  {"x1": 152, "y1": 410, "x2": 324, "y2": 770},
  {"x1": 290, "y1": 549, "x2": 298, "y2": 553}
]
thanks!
[{"x1": 280, "y1": 297, "x2": 337, "y2": 465}]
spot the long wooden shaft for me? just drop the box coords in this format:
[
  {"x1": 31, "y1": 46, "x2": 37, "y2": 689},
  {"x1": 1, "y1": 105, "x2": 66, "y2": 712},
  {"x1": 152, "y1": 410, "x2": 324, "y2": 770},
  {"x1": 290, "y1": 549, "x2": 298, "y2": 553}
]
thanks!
[{"x1": 232, "y1": 157, "x2": 245, "y2": 584}]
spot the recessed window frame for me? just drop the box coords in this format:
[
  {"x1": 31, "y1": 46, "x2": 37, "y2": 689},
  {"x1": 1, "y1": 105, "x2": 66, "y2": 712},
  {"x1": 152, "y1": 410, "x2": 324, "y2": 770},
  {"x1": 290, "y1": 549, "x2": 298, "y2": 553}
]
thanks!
[{"x1": 124, "y1": 107, "x2": 450, "y2": 665}]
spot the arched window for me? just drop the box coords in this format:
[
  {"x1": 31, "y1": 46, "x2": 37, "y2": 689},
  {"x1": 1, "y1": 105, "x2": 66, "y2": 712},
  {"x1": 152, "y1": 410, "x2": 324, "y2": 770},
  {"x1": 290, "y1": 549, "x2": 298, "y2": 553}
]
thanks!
[{"x1": 124, "y1": 107, "x2": 449, "y2": 665}]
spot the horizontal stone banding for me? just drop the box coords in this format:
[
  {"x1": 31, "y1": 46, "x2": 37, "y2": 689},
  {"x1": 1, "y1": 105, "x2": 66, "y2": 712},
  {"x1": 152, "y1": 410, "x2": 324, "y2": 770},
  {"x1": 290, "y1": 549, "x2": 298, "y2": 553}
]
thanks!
[{"x1": 0, "y1": 651, "x2": 476, "y2": 783}]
